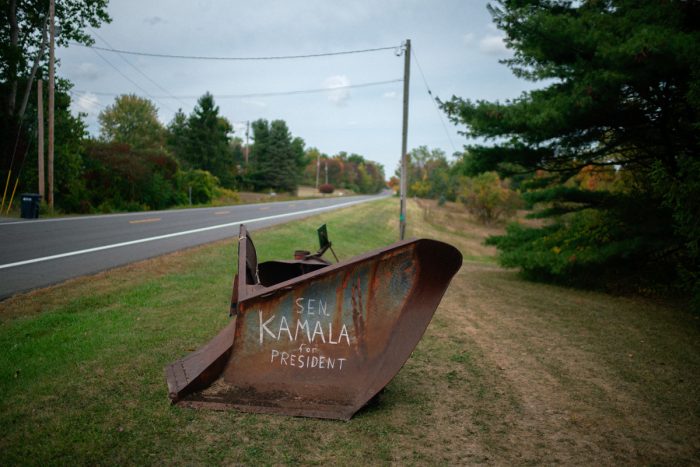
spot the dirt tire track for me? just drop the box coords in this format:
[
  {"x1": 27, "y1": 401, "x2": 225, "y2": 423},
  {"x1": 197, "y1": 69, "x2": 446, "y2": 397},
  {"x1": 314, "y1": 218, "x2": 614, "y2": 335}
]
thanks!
[{"x1": 433, "y1": 262, "x2": 700, "y2": 464}]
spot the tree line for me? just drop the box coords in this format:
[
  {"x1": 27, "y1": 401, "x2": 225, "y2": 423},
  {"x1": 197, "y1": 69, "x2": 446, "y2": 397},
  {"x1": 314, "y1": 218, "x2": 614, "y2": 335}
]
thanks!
[
  {"x1": 393, "y1": 145, "x2": 522, "y2": 225},
  {"x1": 1, "y1": 1, "x2": 385, "y2": 215},
  {"x1": 3, "y1": 87, "x2": 386, "y2": 213},
  {"x1": 301, "y1": 149, "x2": 386, "y2": 195}
]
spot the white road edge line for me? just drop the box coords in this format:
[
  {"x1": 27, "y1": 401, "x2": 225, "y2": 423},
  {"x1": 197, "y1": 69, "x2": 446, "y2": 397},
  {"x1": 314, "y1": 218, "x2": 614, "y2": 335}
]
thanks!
[
  {"x1": 0, "y1": 198, "x2": 376, "y2": 270},
  {"x1": 0, "y1": 196, "x2": 370, "y2": 226}
]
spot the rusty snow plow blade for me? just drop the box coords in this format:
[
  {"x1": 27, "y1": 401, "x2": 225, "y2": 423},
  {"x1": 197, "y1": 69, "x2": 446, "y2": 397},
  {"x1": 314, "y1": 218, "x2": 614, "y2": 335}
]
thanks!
[{"x1": 165, "y1": 224, "x2": 462, "y2": 420}]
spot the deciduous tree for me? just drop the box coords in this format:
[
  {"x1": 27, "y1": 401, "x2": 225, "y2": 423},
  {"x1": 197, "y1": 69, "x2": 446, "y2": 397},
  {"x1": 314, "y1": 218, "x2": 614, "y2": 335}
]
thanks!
[
  {"x1": 1, "y1": 0, "x2": 110, "y2": 203},
  {"x1": 98, "y1": 94, "x2": 164, "y2": 150},
  {"x1": 1, "y1": 0, "x2": 110, "y2": 121}
]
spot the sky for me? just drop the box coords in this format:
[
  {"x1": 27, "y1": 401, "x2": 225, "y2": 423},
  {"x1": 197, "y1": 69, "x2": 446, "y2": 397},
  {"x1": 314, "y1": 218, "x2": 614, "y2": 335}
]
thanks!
[{"x1": 59, "y1": 0, "x2": 540, "y2": 174}]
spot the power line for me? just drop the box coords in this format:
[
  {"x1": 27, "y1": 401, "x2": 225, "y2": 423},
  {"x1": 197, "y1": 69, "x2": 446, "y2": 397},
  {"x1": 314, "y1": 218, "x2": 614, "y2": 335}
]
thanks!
[
  {"x1": 411, "y1": 47, "x2": 458, "y2": 154},
  {"x1": 90, "y1": 29, "x2": 189, "y2": 109},
  {"x1": 74, "y1": 79, "x2": 403, "y2": 100},
  {"x1": 87, "y1": 46, "x2": 178, "y2": 114},
  {"x1": 69, "y1": 42, "x2": 402, "y2": 61},
  {"x1": 69, "y1": 90, "x2": 107, "y2": 110}
]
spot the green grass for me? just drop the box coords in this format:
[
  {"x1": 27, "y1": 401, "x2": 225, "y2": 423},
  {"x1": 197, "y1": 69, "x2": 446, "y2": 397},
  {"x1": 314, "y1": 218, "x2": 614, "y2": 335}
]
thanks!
[
  {"x1": 0, "y1": 198, "x2": 409, "y2": 465},
  {"x1": 1, "y1": 197, "x2": 699, "y2": 465}
]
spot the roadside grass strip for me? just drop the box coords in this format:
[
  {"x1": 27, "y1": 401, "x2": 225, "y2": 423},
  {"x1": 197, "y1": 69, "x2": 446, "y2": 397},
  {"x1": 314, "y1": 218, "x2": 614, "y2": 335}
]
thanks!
[{"x1": 1, "y1": 197, "x2": 698, "y2": 464}]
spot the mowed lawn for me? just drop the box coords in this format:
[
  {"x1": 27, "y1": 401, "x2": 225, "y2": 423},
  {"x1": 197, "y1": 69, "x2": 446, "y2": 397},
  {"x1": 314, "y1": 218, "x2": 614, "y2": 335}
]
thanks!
[{"x1": 1, "y1": 198, "x2": 698, "y2": 465}]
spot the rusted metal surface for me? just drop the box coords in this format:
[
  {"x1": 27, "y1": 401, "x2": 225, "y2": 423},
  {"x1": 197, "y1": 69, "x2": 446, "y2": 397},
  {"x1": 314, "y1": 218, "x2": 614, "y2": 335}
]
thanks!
[{"x1": 165, "y1": 224, "x2": 462, "y2": 420}]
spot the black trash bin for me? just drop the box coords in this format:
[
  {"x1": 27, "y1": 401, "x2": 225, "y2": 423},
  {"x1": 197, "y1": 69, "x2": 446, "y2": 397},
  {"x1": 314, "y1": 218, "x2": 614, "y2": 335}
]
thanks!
[{"x1": 20, "y1": 193, "x2": 41, "y2": 219}]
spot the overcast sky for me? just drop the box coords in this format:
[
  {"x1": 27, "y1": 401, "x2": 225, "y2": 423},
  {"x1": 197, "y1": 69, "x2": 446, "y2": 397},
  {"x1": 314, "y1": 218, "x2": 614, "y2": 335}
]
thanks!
[{"x1": 59, "y1": 0, "x2": 539, "y2": 174}]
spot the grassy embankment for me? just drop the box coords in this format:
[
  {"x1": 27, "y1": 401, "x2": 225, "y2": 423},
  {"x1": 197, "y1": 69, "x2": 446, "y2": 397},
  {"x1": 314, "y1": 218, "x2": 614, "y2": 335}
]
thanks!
[{"x1": 1, "y1": 197, "x2": 698, "y2": 464}]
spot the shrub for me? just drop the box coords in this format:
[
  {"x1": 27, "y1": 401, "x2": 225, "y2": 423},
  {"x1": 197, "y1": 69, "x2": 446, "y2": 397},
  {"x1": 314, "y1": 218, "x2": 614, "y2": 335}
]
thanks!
[
  {"x1": 319, "y1": 183, "x2": 334, "y2": 194},
  {"x1": 458, "y1": 172, "x2": 522, "y2": 224},
  {"x1": 486, "y1": 188, "x2": 681, "y2": 295},
  {"x1": 178, "y1": 169, "x2": 220, "y2": 204},
  {"x1": 410, "y1": 180, "x2": 431, "y2": 198},
  {"x1": 82, "y1": 141, "x2": 184, "y2": 211},
  {"x1": 213, "y1": 187, "x2": 241, "y2": 206}
]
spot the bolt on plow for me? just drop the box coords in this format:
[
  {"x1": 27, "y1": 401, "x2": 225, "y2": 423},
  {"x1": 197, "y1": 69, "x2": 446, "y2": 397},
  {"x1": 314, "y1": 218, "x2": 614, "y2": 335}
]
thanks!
[{"x1": 165, "y1": 224, "x2": 462, "y2": 420}]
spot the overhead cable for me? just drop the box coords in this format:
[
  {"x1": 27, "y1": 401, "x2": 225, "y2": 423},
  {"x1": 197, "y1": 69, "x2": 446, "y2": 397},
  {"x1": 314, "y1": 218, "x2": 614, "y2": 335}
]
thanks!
[
  {"x1": 69, "y1": 90, "x2": 107, "y2": 109},
  {"x1": 87, "y1": 46, "x2": 177, "y2": 113},
  {"x1": 69, "y1": 42, "x2": 401, "y2": 61},
  {"x1": 411, "y1": 47, "x2": 458, "y2": 154},
  {"x1": 74, "y1": 79, "x2": 403, "y2": 100},
  {"x1": 90, "y1": 29, "x2": 189, "y2": 108}
]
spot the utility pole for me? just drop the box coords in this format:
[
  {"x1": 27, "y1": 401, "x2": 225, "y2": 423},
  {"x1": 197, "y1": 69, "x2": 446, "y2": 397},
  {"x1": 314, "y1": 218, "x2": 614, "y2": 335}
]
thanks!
[
  {"x1": 48, "y1": 0, "x2": 55, "y2": 209},
  {"x1": 315, "y1": 153, "x2": 320, "y2": 189},
  {"x1": 325, "y1": 162, "x2": 328, "y2": 185},
  {"x1": 399, "y1": 39, "x2": 411, "y2": 240},
  {"x1": 37, "y1": 80, "x2": 44, "y2": 199},
  {"x1": 244, "y1": 120, "x2": 250, "y2": 165}
]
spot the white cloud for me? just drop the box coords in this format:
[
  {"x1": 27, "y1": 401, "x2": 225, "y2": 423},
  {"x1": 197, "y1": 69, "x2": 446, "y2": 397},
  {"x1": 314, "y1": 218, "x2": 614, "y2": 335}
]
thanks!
[
  {"x1": 72, "y1": 92, "x2": 100, "y2": 114},
  {"x1": 478, "y1": 34, "x2": 508, "y2": 55},
  {"x1": 74, "y1": 62, "x2": 100, "y2": 81},
  {"x1": 323, "y1": 75, "x2": 351, "y2": 106},
  {"x1": 382, "y1": 91, "x2": 397, "y2": 99}
]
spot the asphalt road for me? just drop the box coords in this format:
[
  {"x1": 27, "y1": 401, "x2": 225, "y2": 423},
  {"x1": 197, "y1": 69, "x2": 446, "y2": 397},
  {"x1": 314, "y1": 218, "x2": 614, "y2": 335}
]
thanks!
[{"x1": 0, "y1": 194, "x2": 386, "y2": 299}]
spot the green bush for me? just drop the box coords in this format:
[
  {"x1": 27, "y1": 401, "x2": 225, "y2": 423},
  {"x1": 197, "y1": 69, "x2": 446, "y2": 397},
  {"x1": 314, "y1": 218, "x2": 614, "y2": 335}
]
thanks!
[
  {"x1": 212, "y1": 187, "x2": 241, "y2": 206},
  {"x1": 487, "y1": 191, "x2": 680, "y2": 295},
  {"x1": 459, "y1": 172, "x2": 522, "y2": 224},
  {"x1": 178, "y1": 169, "x2": 220, "y2": 204},
  {"x1": 82, "y1": 141, "x2": 184, "y2": 211}
]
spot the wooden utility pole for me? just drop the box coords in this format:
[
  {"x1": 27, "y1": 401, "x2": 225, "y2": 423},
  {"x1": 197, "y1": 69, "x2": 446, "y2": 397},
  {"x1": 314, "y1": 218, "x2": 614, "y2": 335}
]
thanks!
[
  {"x1": 244, "y1": 120, "x2": 250, "y2": 165},
  {"x1": 325, "y1": 162, "x2": 328, "y2": 185},
  {"x1": 48, "y1": 0, "x2": 55, "y2": 209},
  {"x1": 37, "y1": 79, "x2": 44, "y2": 198},
  {"x1": 315, "y1": 153, "x2": 320, "y2": 189},
  {"x1": 399, "y1": 39, "x2": 411, "y2": 240}
]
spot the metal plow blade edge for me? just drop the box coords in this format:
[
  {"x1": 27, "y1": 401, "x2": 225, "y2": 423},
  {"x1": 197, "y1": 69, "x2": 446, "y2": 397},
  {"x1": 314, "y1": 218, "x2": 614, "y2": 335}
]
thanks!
[{"x1": 165, "y1": 224, "x2": 462, "y2": 420}]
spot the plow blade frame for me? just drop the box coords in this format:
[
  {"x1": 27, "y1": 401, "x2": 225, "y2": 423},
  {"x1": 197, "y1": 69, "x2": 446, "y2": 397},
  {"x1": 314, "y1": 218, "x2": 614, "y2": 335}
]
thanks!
[{"x1": 166, "y1": 225, "x2": 462, "y2": 420}]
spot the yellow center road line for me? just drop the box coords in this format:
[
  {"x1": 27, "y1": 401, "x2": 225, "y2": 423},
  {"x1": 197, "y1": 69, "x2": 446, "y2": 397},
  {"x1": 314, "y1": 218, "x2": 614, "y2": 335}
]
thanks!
[
  {"x1": 129, "y1": 217, "x2": 161, "y2": 224},
  {"x1": 214, "y1": 211, "x2": 230, "y2": 215}
]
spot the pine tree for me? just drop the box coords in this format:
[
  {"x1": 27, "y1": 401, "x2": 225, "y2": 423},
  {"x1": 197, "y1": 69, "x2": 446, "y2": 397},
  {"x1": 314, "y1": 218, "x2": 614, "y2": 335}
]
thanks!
[
  {"x1": 249, "y1": 119, "x2": 303, "y2": 192},
  {"x1": 442, "y1": 0, "x2": 700, "y2": 302},
  {"x1": 182, "y1": 93, "x2": 234, "y2": 185},
  {"x1": 166, "y1": 109, "x2": 188, "y2": 165}
]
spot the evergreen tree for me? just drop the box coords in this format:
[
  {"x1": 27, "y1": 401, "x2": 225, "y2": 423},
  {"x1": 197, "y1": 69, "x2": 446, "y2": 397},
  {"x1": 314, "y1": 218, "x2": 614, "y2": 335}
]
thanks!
[
  {"x1": 442, "y1": 0, "x2": 700, "y2": 302},
  {"x1": 291, "y1": 136, "x2": 306, "y2": 173},
  {"x1": 166, "y1": 109, "x2": 188, "y2": 164},
  {"x1": 249, "y1": 119, "x2": 303, "y2": 192},
  {"x1": 182, "y1": 92, "x2": 234, "y2": 186}
]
